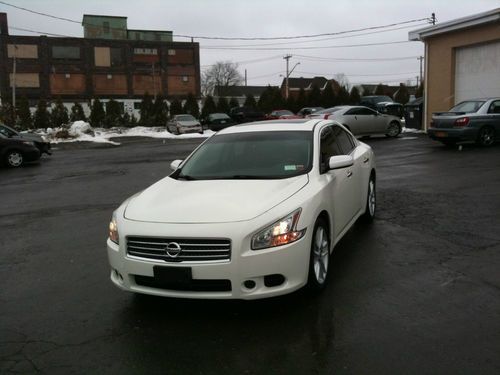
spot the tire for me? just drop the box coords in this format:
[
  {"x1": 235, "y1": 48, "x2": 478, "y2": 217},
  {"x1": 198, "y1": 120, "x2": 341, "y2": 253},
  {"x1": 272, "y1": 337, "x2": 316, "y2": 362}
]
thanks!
[
  {"x1": 476, "y1": 126, "x2": 495, "y2": 147},
  {"x1": 5, "y1": 150, "x2": 24, "y2": 168},
  {"x1": 307, "y1": 217, "x2": 330, "y2": 291},
  {"x1": 386, "y1": 121, "x2": 401, "y2": 138},
  {"x1": 361, "y1": 176, "x2": 376, "y2": 222}
]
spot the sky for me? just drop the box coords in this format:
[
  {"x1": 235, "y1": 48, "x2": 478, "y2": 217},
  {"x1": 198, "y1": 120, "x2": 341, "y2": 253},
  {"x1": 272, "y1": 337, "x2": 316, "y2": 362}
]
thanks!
[{"x1": 1, "y1": 0, "x2": 498, "y2": 88}]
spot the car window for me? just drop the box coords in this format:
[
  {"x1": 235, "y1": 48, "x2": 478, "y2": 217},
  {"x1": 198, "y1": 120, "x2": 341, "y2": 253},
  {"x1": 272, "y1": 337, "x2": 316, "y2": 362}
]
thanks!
[
  {"x1": 319, "y1": 126, "x2": 342, "y2": 173},
  {"x1": 357, "y1": 108, "x2": 377, "y2": 115},
  {"x1": 176, "y1": 115, "x2": 196, "y2": 121},
  {"x1": 0, "y1": 125, "x2": 16, "y2": 137},
  {"x1": 334, "y1": 127, "x2": 355, "y2": 154},
  {"x1": 209, "y1": 113, "x2": 229, "y2": 120},
  {"x1": 449, "y1": 101, "x2": 485, "y2": 113},
  {"x1": 488, "y1": 101, "x2": 500, "y2": 114},
  {"x1": 345, "y1": 108, "x2": 360, "y2": 115}
]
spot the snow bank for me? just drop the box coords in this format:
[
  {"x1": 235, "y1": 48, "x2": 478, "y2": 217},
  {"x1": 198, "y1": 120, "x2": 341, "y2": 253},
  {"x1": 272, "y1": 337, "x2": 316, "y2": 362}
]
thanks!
[
  {"x1": 402, "y1": 127, "x2": 425, "y2": 134},
  {"x1": 69, "y1": 121, "x2": 94, "y2": 137}
]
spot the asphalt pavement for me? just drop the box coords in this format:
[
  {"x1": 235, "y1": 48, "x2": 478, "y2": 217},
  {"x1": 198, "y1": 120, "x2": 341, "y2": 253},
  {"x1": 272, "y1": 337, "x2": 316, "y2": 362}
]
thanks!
[{"x1": 1, "y1": 134, "x2": 499, "y2": 374}]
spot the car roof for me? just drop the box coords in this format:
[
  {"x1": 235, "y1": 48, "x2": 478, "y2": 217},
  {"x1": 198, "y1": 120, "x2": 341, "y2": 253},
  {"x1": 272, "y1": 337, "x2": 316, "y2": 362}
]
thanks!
[{"x1": 217, "y1": 119, "x2": 324, "y2": 134}]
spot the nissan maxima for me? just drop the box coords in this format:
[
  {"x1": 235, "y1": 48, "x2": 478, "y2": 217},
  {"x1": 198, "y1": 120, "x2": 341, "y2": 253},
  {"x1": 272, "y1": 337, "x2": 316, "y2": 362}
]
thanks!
[{"x1": 107, "y1": 119, "x2": 376, "y2": 299}]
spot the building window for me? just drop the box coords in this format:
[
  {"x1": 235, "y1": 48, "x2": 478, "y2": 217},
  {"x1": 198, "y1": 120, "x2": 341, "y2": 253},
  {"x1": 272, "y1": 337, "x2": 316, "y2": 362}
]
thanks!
[
  {"x1": 182, "y1": 76, "x2": 189, "y2": 82},
  {"x1": 103, "y1": 21, "x2": 110, "y2": 34},
  {"x1": 9, "y1": 73, "x2": 40, "y2": 88},
  {"x1": 107, "y1": 74, "x2": 113, "y2": 79},
  {"x1": 134, "y1": 48, "x2": 158, "y2": 55},
  {"x1": 7, "y1": 44, "x2": 38, "y2": 59},
  {"x1": 65, "y1": 73, "x2": 71, "y2": 79},
  {"x1": 110, "y1": 47, "x2": 123, "y2": 67},
  {"x1": 168, "y1": 49, "x2": 176, "y2": 56},
  {"x1": 155, "y1": 33, "x2": 161, "y2": 41},
  {"x1": 134, "y1": 102, "x2": 141, "y2": 110},
  {"x1": 52, "y1": 46, "x2": 80, "y2": 60}
]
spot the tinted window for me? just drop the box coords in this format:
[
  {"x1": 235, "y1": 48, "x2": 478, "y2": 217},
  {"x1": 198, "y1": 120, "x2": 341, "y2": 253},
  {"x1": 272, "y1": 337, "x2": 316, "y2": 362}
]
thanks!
[
  {"x1": 320, "y1": 126, "x2": 342, "y2": 173},
  {"x1": 335, "y1": 127, "x2": 355, "y2": 154},
  {"x1": 357, "y1": 107, "x2": 377, "y2": 115},
  {"x1": 110, "y1": 48, "x2": 123, "y2": 66},
  {"x1": 488, "y1": 101, "x2": 500, "y2": 114},
  {"x1": 208, "y1": 113, "x2": 230, "y2": 120},
  {"x1": 178, "y1": 131, "x2": 313, "y2": 179},
  {"x1": 52, "y1": 46, "x2": 80, "y2": 59},
  {"x1": 0, "y1": 125, "x2": 16, "y2": 137}
]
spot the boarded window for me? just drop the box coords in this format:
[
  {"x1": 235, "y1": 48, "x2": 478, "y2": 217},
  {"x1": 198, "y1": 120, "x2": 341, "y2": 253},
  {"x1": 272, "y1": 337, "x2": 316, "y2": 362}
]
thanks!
[
  {"x1": 10, "y1": 73, "x2": 40, "y2": 88},
  {"x1": 94, "y1": 47, "x2": 110, "y2": 66},
  {"x1": 7, "y1": 44, "x2": 38, "y2": 59},
  {"x1": 52, "y1": 46, "x2": 81, "y2": 59}
]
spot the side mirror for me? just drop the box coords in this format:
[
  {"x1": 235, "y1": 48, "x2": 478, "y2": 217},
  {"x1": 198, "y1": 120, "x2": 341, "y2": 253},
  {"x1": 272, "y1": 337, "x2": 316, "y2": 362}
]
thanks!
[
  {"x1": 328, "y1": 155, "x2": 354, "y2": 170},
  {"x1": 170, "y1": 159, "x2": 182, "y2": 171}
]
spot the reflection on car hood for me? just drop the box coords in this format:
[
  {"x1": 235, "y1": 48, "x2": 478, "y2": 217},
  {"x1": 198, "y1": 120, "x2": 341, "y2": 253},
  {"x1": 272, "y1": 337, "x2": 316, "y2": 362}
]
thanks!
[
  {"x1": 124, "y1": 174, "x2": 309, "y2": 223},
  {"x1": 15, "y1": 133, "x2": 44, "y2": 142},
  {"x1": 177, "y1": 120, "x2": 200, "y2": 127}
]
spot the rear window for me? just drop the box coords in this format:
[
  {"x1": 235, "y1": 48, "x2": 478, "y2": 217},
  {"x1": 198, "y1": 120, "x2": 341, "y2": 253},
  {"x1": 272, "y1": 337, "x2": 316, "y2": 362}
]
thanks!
[{"x1": 449, "y1": 101, "x2": 485, "y2": 113}]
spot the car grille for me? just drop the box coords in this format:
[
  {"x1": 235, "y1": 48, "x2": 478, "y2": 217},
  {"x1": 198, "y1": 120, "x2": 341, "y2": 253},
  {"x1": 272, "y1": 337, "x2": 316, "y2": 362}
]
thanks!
[{"x1": 126, "y1": 236, "x2": 231, "y2": 263}]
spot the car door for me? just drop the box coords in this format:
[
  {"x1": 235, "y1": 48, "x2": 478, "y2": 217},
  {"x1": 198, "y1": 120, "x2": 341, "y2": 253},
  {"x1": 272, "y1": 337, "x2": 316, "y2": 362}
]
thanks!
[
  {"x1": 319, "y1": 125, "x2": 360, "y2": 238},
  {"x1": 341, "y1": 108, "x2": 362, "y2": 134},
  {"x1": 355, "y1": 107, "x2": 382, "y2": 134},
  {"x1": 486, "y1": 100, "x2": 500, "y2": 138}
]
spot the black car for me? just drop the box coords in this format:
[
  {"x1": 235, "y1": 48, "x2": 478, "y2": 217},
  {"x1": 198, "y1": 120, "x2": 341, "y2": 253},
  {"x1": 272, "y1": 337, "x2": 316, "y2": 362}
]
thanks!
[
  {"x1": 297, "y1": 107, "x2": 324, "y2": 117},
  {"x1": 0, "y1": 133, "x2": 41, "y2": 167},
  {"x1": 428, "y1": 98, "x2": 500, "y2": 147},
  {"x1": 0, "y1": 123, "x2": 52, "y2": 155},
  {"x1": 201, "y1": 113, "x2": 236, "y2": 131},
  {"x1": 229, "y1": 107, "x2": 266, "y2": 124},
  {"x1": 360, "y1": 96, "x2": 404, "y2": 118}
]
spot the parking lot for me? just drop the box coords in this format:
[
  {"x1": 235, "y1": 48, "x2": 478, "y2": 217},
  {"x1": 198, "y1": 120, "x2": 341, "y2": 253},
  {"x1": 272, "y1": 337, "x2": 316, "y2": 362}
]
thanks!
[{"x1": 1, "y1": 134, "x2": 500, "y2": 374}]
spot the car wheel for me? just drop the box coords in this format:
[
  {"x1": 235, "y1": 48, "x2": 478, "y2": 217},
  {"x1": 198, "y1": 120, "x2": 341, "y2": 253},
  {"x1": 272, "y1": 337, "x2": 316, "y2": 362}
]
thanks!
[
  {"x1": 5, "y1": 150, "x2": 24, "y2": 168},
  {"x1": 386, "y1": 121, "x2": 401, "y2": 138},
  {"x1": 476, "y1": 126, "x2": 495, "y2": 147},
  {"x1": 307, "y1": 218, "x2": 330, "y2": 291},
  {"x1": 361, "y1": 176, "x2": 376, "y2": 222}
]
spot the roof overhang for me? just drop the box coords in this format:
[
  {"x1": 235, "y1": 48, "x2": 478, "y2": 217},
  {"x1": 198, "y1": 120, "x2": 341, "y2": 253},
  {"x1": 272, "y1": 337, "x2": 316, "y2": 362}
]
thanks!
[{"x1": 409, "y1": 7, "x2": 500, "y2": 41}]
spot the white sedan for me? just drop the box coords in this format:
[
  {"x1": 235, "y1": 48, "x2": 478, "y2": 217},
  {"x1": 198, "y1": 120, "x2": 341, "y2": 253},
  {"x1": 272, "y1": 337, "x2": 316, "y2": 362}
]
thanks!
[
  {"x1": 309, "y1": 106, "x2": 402, "y2": 137},
  {"x1": 107, "y1": 119, "x2": 376, "y2": 299}
]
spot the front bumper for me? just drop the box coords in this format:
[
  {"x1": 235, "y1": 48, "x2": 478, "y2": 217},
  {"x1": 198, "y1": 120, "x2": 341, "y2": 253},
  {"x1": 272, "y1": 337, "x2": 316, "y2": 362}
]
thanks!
[
  {"x1": 428, "y1": 127, "x2": 477, "y2": 143},
  {"x1": 23, "y1": 148, "x2": 41, "y2": 162},
  {"x1": 107, "y1": 220, "x2": 311, "y2": 300},
  {"x1": 179, "y1": 126, "x2": 203, "y2": 134}
]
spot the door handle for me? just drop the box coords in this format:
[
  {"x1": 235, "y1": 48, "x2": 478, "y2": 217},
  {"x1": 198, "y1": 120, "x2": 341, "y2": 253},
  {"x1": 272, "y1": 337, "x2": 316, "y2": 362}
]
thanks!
[
  {"x1": 347, "y1": 170, "x2": 353, "y2": 178},
  {"x1": 363, "y1": 157, "x2": 370, "y2": 164}
]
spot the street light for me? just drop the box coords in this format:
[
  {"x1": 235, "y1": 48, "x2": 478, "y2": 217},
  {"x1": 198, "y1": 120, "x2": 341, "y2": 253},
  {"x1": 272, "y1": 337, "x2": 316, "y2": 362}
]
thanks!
[{"x1": 283, "y1": 62, "x2": 300, "y2": 100}]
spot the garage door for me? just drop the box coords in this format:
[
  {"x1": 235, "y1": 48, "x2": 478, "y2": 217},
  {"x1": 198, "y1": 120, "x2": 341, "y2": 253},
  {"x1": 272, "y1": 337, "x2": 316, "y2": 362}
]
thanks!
[{"x1": 455, "y1": 40, "x2": 500, "y2": 104}]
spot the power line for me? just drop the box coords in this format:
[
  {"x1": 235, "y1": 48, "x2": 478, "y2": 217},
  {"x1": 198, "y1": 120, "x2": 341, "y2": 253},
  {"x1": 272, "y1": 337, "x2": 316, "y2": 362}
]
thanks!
[
  {"x1": 295, "y1": 54, "x2": 420, "y2": 62},
  {"x1": 0, "y1": 1, "x2": 431, "y2": 41},
  {"x1": 294, "y1": 70, "x2": 420, "y2": 77},
  {"x1": 9, "y1": 26, "x2": 75, "y2": 38},
  {"x1": 200, "y1": 40, "x2": 413, "y2": 51},
  {"x1": 200, "y1": 55, "x2": 283, "y2": 68}
]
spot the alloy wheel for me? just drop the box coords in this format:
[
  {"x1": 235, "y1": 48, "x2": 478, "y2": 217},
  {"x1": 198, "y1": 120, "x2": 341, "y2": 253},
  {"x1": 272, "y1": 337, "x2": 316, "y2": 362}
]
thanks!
[
  {"x1": 387, "y1": 122, "x2": 400, "y2": 137},
  {"x1": 7, "y1": 152, "x2": 23, "y2": 167},
  {"x1": 313, "y1": 226, "x2": 329, "y2": 284},
  {"x1": 479, "y1": 127, "x2": 494, "y2": 146}
]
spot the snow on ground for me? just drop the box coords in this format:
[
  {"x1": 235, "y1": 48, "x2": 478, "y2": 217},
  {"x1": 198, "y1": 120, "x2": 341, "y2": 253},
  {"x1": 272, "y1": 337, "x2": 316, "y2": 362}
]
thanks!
[
  {"x1": 40, "y1": 122, "x2": 214, "y2": 146},
  {"x1": 402, "y1": 127, "x2": 425, "y2": 134}
]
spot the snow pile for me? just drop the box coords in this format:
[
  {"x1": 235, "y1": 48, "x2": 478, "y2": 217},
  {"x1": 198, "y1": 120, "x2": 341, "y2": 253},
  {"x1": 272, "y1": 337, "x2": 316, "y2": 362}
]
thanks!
[
  {"x1": 43, "y1": 123, "x2": 214, "y2": 145},
  {"x1": 402, "y1": 127, "x2": 425, "y2": 134}
]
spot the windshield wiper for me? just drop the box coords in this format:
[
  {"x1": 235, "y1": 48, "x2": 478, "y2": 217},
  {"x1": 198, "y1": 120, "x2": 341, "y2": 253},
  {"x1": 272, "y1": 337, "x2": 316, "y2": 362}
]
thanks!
[{"x1": 177, "y1": 174, "x2": 198, "y2": 180}]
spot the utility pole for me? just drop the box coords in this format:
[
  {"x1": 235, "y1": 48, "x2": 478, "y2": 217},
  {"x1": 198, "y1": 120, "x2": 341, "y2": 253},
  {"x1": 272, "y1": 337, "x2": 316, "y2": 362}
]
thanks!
[
  {"x1": 12, "y1": 45, "x2": 17, "y2": 115},
  {"x1": 152, "y1": 62, "x2": 156, "y2": 100},
  {"x1": 283, "y1": 54, "x2": 292, "y2": 99},
  {"x1": 417, "y1": 56, "x2": 424, "y2": 87},
  {"x1": 245, "y1": 69, "x2": 247, "y2": 86},
  {"x1": 416, "y1": 76, "x2": 420, "y2": 87},
  {"x1": 431, "y1": 13, "x2": 436, "y2": 25}
]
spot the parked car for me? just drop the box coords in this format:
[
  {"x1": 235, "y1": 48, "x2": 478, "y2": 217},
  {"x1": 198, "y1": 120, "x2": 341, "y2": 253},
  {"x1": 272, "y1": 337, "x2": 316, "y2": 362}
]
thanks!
[
  {"x1": 266, "y1": 110, "x2": 302, "y2": 120},
  {"x1": 297, "y1": 107, "x2": 324, "y2": 117},
  {"x1": 428, "y1": 98, "x2": 500, "y2": 147},
  {"x1": 0, "y1": 133, "x2": 41, "y2": 167},
  {"x1": 0, "y1": 123, "x2": 51, "y2": 155},
  {"x1": 309, "y1": 106, "x2": 402, "y2": 137},
  {"x1": 229, "y1": 106, "x2": 266, "y2": 124},
  {"x1": 166, "y1": 115, "x2": 203, "y2": 135},
  {"x1": 201, "y1": 113, "x2": 236, "y2": 131},
  {"x1": 360, "y1": 96, "x2": 404, "y2": 118},
  {"x1": 106, "y1": 119, "x2": 376, "y2": 299}
]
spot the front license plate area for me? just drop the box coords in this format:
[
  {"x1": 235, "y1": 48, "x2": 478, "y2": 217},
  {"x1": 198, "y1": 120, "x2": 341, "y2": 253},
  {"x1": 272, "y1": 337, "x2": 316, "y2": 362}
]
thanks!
[
  {"x1": 154, "y1": 266, "x2": 192, "y2": 284},
  {"x1": 435, "y1": 131, "x2": 447, "y2": 137}
]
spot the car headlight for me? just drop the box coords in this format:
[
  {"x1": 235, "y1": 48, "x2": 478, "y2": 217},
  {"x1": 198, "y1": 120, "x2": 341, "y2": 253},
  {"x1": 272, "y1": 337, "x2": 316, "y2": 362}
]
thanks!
[
  {"x1": 251, "y1": 208, "x2": 306, "y2": 250},
  {"x1": 109, "y1": 212, "x2": 119, "y2": 244}
]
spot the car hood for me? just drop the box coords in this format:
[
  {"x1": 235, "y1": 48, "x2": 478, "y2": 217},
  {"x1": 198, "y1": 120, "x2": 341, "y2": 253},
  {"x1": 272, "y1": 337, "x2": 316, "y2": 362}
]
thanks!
[
  {"x1": 177, "y1": 120, "x2": 200, "y2": 127},
  {"x1": 15, "y1": 132, "x2": 44, "y2": 142},
  {"x1": 124, "y1": 174, "x2": 309, "y2": 223}
]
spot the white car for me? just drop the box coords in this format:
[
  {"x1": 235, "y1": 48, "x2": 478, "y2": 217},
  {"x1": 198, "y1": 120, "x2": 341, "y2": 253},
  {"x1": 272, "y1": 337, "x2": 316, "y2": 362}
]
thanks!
[
  {"x1": 167, "y1": 114, "x2": 203, "y2": 135},
  {"x1": 309, "y1": 106, "x2": 402, "y2": 137},
  {"x1": 107, "y1": 119, "x2": 376, "y2": 299}
]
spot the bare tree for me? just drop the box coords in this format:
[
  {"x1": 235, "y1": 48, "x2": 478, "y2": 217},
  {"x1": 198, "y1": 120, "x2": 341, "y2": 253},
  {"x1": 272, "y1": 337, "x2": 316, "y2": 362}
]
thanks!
[
  {"x1": 333, "y1": 73, "x2": 350, "y2": 90},
  {"x1": 201, "y1": 61, "x2": 244, "y2": 96}
]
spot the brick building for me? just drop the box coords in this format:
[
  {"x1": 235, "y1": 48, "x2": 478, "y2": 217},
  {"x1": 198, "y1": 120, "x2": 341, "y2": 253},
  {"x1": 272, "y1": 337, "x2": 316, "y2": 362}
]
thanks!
[{"x1": 0, "y1": 13, "x2": 200, "y2": 116}]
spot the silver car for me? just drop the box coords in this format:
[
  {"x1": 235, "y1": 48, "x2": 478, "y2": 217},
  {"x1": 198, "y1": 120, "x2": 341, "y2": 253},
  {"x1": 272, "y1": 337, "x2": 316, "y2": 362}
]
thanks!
[
  {"x1": 309, "y1": 106, "x2": 402, "y2": 137},
  {"x1": 167, "y1": 114, "x2": 203, "y2": 135}
]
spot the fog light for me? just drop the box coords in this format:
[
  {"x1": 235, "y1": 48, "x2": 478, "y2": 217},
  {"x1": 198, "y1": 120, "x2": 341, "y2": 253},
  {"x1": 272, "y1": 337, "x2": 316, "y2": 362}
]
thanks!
[
  {"x1": 243, "y1": 280, "x2": 256, "y2": 289},
  {"x1": 264, "y1": 274, "x2": 285, "y2": 287}
]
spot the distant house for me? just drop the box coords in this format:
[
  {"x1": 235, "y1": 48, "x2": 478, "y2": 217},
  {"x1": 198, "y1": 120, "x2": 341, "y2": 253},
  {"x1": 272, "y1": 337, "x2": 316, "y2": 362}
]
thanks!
[
  {"x1": 409, "y1": 7, "x2": 500, "y2": 130},
  {"x1": 214, "y1": 85, "x2": 277, "y2": 106},
  {"x1": 280, "y1": 76, "x2": 340, "y2": 99},
  {"x1": 355, "y1": 84, "x2": 417, "y2": 99}
]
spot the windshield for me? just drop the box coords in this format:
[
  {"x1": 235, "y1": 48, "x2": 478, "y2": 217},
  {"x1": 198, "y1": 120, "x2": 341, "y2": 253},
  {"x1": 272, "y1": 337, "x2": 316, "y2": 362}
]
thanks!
[
  {"x1": 0, "y1": 124, "x2": 17, "y2": 137},
  {"x1": 177, "y1": 131, "x2": 313, "y2": 180},
  {"x1": 449, "y1": 101, "x2": 485, "y2": 113},
  {"x1": 176, "y1": 115, "x2": 196, "y2": 121},
  {"x1": 209, "y1": 113, "x2": 230, "y2": 120},
  {"x1": 274, "y1": 110, "x2": 294, "y2": 116},
  {"x1": 315, "y1": 107, "x2": 344, "y2": 115}
]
